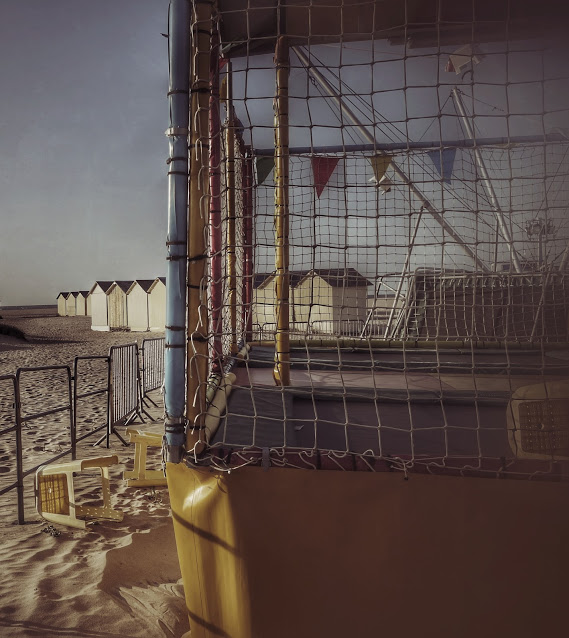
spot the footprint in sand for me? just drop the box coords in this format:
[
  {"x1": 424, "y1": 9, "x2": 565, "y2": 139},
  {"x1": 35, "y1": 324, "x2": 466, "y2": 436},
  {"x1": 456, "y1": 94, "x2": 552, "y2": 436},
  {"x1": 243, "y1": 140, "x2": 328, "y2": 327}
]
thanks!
[{"x1": 0, "y1": 465, "x2": 12, "y2": 474}]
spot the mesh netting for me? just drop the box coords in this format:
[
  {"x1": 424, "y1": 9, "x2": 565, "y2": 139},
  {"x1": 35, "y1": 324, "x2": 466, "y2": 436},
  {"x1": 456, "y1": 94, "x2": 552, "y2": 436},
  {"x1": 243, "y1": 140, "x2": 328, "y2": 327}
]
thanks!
[{"x1": 191, "y1": 3, "x2": 569, "y2": 479}]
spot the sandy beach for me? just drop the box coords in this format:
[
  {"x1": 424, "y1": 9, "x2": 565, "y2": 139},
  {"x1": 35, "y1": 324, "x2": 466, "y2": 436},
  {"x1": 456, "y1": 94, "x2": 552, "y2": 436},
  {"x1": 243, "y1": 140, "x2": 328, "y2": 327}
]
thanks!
[{"x1": 0, "y1": 310, "x2": 189, "y2": 637}]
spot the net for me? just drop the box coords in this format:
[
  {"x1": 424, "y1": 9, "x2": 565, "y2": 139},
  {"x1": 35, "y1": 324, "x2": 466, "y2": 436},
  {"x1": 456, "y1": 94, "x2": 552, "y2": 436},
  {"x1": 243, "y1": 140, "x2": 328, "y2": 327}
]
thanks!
[{"x1": 187, "y1": 1, "x2": 569, "y2": 480}]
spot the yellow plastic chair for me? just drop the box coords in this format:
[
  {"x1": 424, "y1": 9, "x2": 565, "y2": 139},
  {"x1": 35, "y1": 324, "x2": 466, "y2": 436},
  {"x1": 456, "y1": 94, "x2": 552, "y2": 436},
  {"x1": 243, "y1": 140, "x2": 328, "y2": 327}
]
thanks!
[
  {"x1": 35, "y1": 455, "x2": 124, "y2": 530},
  {"x1": 507, "y1": 379, "x2": 569, "y2": 461},
  {"x1": 123, "y1": 427, "x2": 168, "y2": 487}
]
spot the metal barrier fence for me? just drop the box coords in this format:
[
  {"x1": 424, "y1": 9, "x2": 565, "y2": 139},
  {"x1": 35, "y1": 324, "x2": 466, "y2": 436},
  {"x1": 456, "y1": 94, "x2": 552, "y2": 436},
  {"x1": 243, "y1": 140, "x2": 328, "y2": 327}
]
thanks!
[
  {"x1": 140, "y1": 337, "x2": 164, "y2": 406},
  {"x1": 108, "y1": 343, "x2": 142, "y2": 444},
  {"x1": 0, "y1": 374, "x2": 24, "y2": 524},
  {"x1": 15, "y1": 366, "x2": 73, "y2": 523},
  {"x1": 0, "y1": 340, "x2": 166, "y2": 523}
]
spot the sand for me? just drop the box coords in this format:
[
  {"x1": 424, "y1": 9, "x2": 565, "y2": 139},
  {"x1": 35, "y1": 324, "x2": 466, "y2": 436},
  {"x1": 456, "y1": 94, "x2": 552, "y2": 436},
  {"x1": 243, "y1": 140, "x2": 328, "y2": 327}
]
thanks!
[{"x1": 0, "y1": 310, "x2": 189, "y2": 637}]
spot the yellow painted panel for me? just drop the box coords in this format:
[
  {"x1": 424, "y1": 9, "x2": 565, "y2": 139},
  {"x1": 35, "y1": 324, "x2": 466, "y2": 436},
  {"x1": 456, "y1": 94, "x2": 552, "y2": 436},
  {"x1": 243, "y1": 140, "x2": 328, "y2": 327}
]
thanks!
[{"x1": 167, "y1": 463, "x2": 569, "y2": 638}]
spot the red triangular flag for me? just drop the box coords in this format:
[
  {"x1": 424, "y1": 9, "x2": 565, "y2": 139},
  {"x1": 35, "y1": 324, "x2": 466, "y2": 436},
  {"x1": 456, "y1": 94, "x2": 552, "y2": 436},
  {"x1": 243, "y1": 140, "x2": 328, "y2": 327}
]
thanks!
[{"x1": 311, "y1": 156, "x2": 340, "y2": 198}]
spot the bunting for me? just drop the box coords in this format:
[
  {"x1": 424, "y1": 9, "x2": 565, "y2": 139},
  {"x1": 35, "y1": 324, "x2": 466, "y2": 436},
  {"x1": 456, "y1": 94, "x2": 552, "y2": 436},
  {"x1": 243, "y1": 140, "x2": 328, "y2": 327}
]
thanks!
[
  {"x1": 427, "y1": 148, "x2": 456, "y2": 184},
  {"x1": 256, "y1": 157, "x2": 275, "y2": 185},
  {"x1": 311, "y1": 156, "x2": 340, "y2": 198},
  {"x1": 368, "y1": 155, "x2": 391, "y2": 183}
]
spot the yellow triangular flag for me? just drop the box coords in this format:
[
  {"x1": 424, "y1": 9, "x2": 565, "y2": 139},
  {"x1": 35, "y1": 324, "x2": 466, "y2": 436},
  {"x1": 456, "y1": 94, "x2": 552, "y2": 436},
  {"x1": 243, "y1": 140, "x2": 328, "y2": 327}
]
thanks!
[{"x1": 368, "y1": 155, "x2": 391, "y2": 182}]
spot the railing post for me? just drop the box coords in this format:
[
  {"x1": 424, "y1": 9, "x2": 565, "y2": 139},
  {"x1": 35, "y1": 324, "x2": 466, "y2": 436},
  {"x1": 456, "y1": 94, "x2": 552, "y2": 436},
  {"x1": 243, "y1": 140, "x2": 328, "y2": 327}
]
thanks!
[
  {"x1": 14, "y1": 376, "x2": 24, "y2": 525},
  {"x1": 273, "y1": 35, "x2": 291, "y2": 387},
  {"x1": 186, "y1": 0, "x2": 213, "y2": 447}
]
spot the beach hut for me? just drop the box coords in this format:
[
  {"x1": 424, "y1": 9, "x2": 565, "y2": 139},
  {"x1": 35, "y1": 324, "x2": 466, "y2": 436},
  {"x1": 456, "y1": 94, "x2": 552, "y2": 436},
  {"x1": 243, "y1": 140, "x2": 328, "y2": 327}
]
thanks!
[
  {"x1": 89, "y1": 281, "x2": 113, "y2": 331},
  {"x1": 148, "y1": 277, "x2": 166, "y2": 331},
  {"x1": 57, "y1": 292, "x2": 68, "y2": 316},
  {"x1": 65, "y1": 292, "x2": 77, "y2": 317},
  {"x1": 252, "y1": 273, "x2": 277, "y2": 330},
  {"x1": 126, "y1": 280, "x2": 155, "y2": 332},
  {"x1": 75, "y1": 291, "x2": 89, "y2": 316},
  {"x1": 86, "y1": 292, "x2": 92, "y2": 316},
  {"x1": 106, "y1": 281, "x2": 133, "y2": 330},
  {"x1": 293, "y1": 269, "x2": 370, "y2": 332}
]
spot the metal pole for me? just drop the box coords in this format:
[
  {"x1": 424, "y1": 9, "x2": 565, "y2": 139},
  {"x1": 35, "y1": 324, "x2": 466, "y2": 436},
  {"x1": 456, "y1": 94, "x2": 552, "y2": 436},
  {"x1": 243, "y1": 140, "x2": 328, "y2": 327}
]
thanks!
[
  {"x1": 383, "y1": 208, "x2": 424, "y2": 339},
  {"x1": 560, "y1": 244, "x2": 569, "y2": 271},
  {"x1": 274, "y1": 36, "x2": 291, "y2": 386},
  {"x1": 451, "y1": 87, "x2": 522, "y2": 273},
  {"x1": 209, "y1": 28, "x2": 223, "y2": 374},
  {"x1": 292, "y1": 46, "x2": 489, "y2": 274},
  {"x1": 186, "y1": 0, "x2": 212, "y2": 447},
  {"x1": 225, "y1": 60, "x2": 238, "y2": 354},
  {"x1": 14, "y1": 376, "x2": 24, "y2": 524},
  {"x1": 163, "y1": 0, "x2": 190, "y2": 463},
  {"x1": 243, "y1": 150, "x2": 254, "y2": 342}
]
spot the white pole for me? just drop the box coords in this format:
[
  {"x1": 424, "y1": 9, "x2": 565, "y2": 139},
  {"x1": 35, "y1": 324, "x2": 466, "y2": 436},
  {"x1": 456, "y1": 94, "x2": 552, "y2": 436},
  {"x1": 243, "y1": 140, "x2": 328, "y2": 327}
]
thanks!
[
  {"x1": 382, "y1": 208, "x2": 424, "y2": 339},
  {"x1": 451, "y1": 87, "x2": 522, "y2": 273},
  {"x1": 292, "y1": 46, "x2": 489, "y2": 274}
]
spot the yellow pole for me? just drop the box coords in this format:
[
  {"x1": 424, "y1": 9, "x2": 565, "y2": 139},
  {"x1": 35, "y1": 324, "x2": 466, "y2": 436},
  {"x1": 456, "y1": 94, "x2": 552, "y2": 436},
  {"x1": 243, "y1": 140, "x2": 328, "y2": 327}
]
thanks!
[
  {"x1": 273, "y1": 36, "x2": 291, "y2": 386},
  {"x1": 186, "y1": 0, "x2": 212, "y2": 445},
  {"x1": 225, "y1": 61, "x2": 238, "y2": 354}
]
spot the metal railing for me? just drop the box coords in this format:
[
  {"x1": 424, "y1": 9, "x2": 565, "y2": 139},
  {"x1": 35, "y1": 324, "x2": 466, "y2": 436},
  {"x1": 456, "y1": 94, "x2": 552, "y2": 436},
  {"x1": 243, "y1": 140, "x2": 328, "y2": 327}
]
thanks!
[
  {"x1": 73, "y1": 355, "x2": 110, "y2": 447},
  {"x1": 0, "y1": 339, "x2": 167, "y2": 523},
  {"x1": 108, "y1": 343, "x2": 142, "y2": 444},
  {"x1": 0, "y1": 374, "x2": 24, "y2": 524},
  {"x1": 140, "y1": 337, "x2": 165, "y2": 410}
]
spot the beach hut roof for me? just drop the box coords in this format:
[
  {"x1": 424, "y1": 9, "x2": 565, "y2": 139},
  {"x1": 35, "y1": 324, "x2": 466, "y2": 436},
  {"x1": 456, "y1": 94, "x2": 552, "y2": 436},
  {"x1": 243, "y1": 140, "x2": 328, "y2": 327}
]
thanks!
[
  {"x1": 57, "y1": 292, "x2": 69, "y2": 299},
  {"x1": 108, "y1": 280, "x2": 135, "y2": 294},
  {"x1": 257, "y1": 269, "x2": 371, "y2": 289},
  {"x1": 127, "y1": 279, "x2": 155, "y2": 294},
  {"x1": 148, "y1": 277, "x2": 167, "y2": 293},
  {"x1": 297, "y1": 268, "x2": 372, "y2": 288},
  {"x1": 89, "y1": 281, "x2": 114, "y2": 295},
  {"x1": 78, "y1": 290, "x2": 90, "y2": 297}
]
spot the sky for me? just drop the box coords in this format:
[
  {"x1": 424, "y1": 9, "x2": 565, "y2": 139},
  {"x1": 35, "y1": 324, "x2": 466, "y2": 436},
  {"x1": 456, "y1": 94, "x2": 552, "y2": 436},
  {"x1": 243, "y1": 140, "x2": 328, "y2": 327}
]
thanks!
[
  {"x1": 0, "y1": 0, "x2": 169, "y2": 305},
  {"x1": 1, "y1": 1, "x2": 567, "y2": 305}
]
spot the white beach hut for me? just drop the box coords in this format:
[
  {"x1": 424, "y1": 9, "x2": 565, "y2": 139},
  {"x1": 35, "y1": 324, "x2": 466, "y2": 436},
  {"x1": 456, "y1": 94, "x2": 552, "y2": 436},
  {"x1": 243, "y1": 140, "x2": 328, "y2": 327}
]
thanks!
[
  {"x1": 57, "y1": 292, "x2": 69, "y2": 316},
  {"x1": 148, "y1": 277, "x2": 166, "y2": 331},
  {"x1": 75, "y1": 291, "x2": 89, "y2": 316},
  {"x1": 86, "y1": 292, "x2": 92, "y2": 316},
  {"x1": 126, "y1": 280, "x2": 154, "y2": 332},
  {"x1": 89, "y1": 281, "x2": 113, "y2": 331},
  {"x1": 65, "y1": 292, "x2": 77, "y2": 317},
  {"x1": 107, "y1": 281, "x2": 133, "y2": 330}
]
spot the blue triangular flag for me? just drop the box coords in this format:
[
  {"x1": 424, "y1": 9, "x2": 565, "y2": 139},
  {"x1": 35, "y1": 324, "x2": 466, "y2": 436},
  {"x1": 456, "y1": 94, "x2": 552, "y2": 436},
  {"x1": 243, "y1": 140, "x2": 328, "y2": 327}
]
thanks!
[{"x1": 428, "y1": 148, "x2": 456, "y2": 184}]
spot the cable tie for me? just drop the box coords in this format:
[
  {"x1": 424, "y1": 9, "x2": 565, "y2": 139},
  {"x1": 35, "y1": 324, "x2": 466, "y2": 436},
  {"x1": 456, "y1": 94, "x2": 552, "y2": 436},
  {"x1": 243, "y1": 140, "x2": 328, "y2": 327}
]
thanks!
[
  {"x1": 167, "y1": 89, "x2": 189, "y2": 96},
  {"x1": 166, "y1": 240, "x2": 186, "y2": 246},
  {"x1": 166, "y1": 156, "x2": 187, "y2": 165},
  {"x1": 165, "y1": 344, "x2": 185, "y2": 349},
  {"x1": 165, "y1": 127, "x2": 189, "y2": 136},
  {"x1": 166, "y1": 254, "x2": 187, "y2": 261},
  {"x1": 168, "y1": 170, "x2": 188, "y2": 176},
  {"x1": 166, "y1": 325, "x2": 186, "y2": 332}
]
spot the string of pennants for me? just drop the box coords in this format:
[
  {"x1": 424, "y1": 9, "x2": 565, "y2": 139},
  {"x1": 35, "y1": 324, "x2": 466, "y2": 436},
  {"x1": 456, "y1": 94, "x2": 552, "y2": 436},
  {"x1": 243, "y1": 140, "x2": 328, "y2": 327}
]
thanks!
[{"x1": 255, "y1": 149, "x2": 457, "y2": 194}]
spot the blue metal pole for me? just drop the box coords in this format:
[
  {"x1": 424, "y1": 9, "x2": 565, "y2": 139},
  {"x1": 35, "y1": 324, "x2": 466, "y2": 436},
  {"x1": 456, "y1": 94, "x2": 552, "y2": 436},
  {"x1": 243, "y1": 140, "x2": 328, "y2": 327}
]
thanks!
[{"x1": 164, "y1": 0, "x2": 190, "y2": 463}]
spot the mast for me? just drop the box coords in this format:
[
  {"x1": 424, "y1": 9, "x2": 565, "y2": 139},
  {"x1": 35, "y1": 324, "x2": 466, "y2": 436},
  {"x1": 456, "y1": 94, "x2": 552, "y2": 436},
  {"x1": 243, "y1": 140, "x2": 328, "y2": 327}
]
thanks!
[{"x1": 451, "y1": 87, "x2": 522, "y2": 273}]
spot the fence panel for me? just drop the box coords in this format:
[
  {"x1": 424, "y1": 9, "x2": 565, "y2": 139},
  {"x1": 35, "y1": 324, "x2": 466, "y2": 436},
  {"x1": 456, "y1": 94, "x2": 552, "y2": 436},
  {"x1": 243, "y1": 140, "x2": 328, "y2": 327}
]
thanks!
[
  {"x1": 15, "y1": 366, "x2": 73, "y2": 522},
  {"x1": 141, "y1": 337, "x2": 165, "y2": 397},
  {"x1": 73, "y1": 355, "x2": 110, "y2": 445},
  {"x1": 109, "y1": 343, "x2": 141, "y2": 431},
  {"x1": 0, "y1": 374, "x2": 24, "y2": 524}
]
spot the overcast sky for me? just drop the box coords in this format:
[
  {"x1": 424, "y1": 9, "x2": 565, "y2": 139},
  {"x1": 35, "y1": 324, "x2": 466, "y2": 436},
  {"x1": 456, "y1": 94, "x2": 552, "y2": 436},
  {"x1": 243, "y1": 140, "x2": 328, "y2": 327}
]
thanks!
[
  {"x1": 0, "y1": 0, "x2": 169, "y2": 305},
  {"x1": 1, "y1": 2, "x2": 567, "y2": 305}
]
